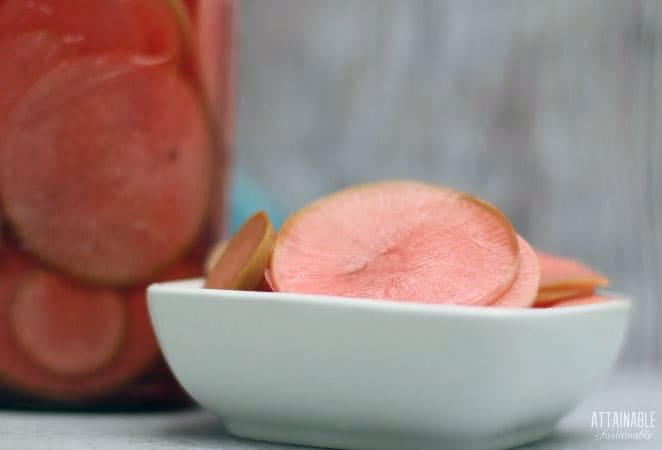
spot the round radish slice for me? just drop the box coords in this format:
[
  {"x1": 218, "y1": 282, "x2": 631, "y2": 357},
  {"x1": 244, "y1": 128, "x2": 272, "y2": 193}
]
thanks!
[
  {"x1": 165, "y1": 0, "x2": 236, "y2": 239},
  {"x1": 0, "y1": 57, "x2": 212, "y2": 286},
  {"x1": 263, "y1": 267, "x2": 275, "y2": 291},
  {"x1": 534, "y1": 288, "x2": 595, "y2": 304},
  {"x1": 205, "y1": 211, "x2": 276, "y2": 290},
  {"x1": 0, "y1": 31, "x2": 68, "y2": 127},
  {"x1": 271, "y1": 182, "x2": 519, "y2": 305},
  {"x1": 182, "y1": 0, "x2": 199, "y2": 16},
  {"x1": 257, "y1": 278, "x2": 274, "y2": 292},
  {"x1": 0, "y1": 32, "x2": 68, "y2": 215},
  {"x1": 491, "y1": 235, "x2": 540, "y2": 308},
  {"x1": 0, "y1": 0, "x2": 181, "y2": 65},
  {"x1": 0, "y1": 258, "x2": 191, "y2": 401},
  {"x1": 10, "y1": 271, "x2": 126, "y2": 378},
  {"x1": 166, "y1": 0, "x2": 235, "y2": 149},
  {"x1": 537, "y1": 252, "x2": 608, "y2": 293},
  {"x1": 197, "y1": 0, "x2": 237, "y2": 147},
  {"x1": 204, "y1": 240, "x2": 228, "y2": 274},
  {"x1": 546, "y1": 294, "x2": 609, "y2": 308},
  {"x1": 0, "y1": 242, "x2": 39, "y2": 390}
]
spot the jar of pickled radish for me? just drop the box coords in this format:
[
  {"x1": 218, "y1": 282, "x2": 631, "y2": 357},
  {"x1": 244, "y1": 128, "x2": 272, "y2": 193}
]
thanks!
[{"x1": 0, "y1": 0, "x2": 235, "y2": 408}]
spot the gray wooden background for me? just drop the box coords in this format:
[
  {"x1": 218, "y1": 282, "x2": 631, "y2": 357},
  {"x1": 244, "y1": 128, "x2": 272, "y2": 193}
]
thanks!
[{"x1": 234, "y1": 0, "x2": 661, "y2": 368}]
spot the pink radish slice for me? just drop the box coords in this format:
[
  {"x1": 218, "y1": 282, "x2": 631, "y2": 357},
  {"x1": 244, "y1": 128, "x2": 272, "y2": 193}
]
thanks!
[
  {"x1": 204, "y1": 241, "x2": 228, "y2": 274},
  {"x1": 534, "y1": 288, "x2": 595, "y2": 304},
  {"x1": 491, "y1": 236, "x2": 539, "y2": 308},
  {"x1": 271, "y1": 182, "x2": 519, "y2": 305},
  {"x1": 257, "y1": 278, "x2": 273, "y2": 292},
  {"x1": 263, "y1": 268, "x2": 275, "y2": 291},
  {"x1": 546, "y1": 294, "x2": 609, "y2": 308},
  {"x1": 537, "y1": 252, "x2": 608, "y2": 292},
  {"x1": 205, "y1": 211, "x2": 276, "y2": 290},
  {"x1": 10, "y1": 271, "x2": 126, "y2": 378},
  {"x1": 0, "y1": 0, "x2": 181, "y2": 65},
  {"x1": 0, "y1": 56, "x2": 212, "y2": 286},
  {"x1": 0, "y1": 31, "x2": 67, "y2": 128},
  {"x1": 0, "y1": 250, "x2": 198, "y2": 402}
]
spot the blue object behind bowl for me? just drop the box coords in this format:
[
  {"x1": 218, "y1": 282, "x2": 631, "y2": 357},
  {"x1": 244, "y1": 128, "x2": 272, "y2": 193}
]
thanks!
[{"x1": 230, "y1": 168, "x2": 286, "y2": 233}]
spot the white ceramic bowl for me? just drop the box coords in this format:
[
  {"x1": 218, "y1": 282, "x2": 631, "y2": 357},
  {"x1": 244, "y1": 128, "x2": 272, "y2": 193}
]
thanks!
[{"x1": 148, "y1": 279, "x2": 630, "y2": 450}]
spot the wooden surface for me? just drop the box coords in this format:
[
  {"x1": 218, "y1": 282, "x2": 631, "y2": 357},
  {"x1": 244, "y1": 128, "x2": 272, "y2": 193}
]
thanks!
[{"x1": 235, "y1": 0, "x2": 662, "y2": 368}]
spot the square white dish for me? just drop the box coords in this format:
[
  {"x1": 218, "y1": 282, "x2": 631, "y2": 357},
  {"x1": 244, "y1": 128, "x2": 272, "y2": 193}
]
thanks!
[{"x1": 148, "y1": 279, "x2": 629, "y2": 450}]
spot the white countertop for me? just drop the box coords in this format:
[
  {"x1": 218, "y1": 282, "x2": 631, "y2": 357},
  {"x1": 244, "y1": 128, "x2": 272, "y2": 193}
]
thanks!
[{"x1": 2, "y1": 370, "x2": 660, "y2": 450}]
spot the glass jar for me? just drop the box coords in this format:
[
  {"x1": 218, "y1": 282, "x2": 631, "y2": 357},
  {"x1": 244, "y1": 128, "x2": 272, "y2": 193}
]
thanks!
[{"x1": 0, "y1": 0, "x2": 235, "y2": 408}]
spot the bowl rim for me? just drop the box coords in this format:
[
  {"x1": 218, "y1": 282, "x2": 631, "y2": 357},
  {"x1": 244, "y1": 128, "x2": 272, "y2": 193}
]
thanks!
[{"x1": 148, "y1": 278, "x2": 630, "y2": 319}]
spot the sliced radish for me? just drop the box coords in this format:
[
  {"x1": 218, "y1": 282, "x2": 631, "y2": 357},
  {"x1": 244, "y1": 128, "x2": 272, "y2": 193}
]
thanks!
[
  {"x1": 271, "y1": 182, "x2": 519, "y2": 305},
  {"x1": 263, "y1": 268, "x2": 275, "y2": 291},
  {"x1": 165, "y1": 0, "x2": 236, "y2": 239},
  {"x1": 182, "y1": 0, "x2": 199, "y2": 16},
  {"x1": 10, "y1": 271, "x2": 126, "y2": 378},
  {"x1": 256, "y1": 278, "x2": 274, "y2": 292},
  {"x1": 544, "y1": 294, "x2": 609, "y2": 308},
  {"x1": 0, "y1": 57, "x2": 212, "y2": 286},
  {"x1": 196, "y1": 0, "x2": 237, "y2": 148},
  {"x1": 534, "y1": 287, "x2": 595, "y2": 304},
  {"x1": 204, "y1": 240, "x2": 228, "y2": 274},
  {"x1": 537, "y1": 252, "x2": 608, "y2": 292},
  {"x1": 205, "y1": 211, "x2": 276, "y2": 290},
  {"x1": 0, "y1": 31, "x2": 67, "y2": 128},
  {"x1": 0, "y1": 0, "x2": 181, "y2": 65},
  {"x1": 0, "y1": 254, "x2": 200, "y2": 401},
  {"x1": 491, "y1": 236, "x2": 540, "y2": 308}
]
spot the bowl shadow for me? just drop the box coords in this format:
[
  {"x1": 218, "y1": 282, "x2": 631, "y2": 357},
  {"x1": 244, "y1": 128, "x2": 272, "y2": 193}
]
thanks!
[{"x1": 159, "y1": 414, "x2": 306, "y2": 449}]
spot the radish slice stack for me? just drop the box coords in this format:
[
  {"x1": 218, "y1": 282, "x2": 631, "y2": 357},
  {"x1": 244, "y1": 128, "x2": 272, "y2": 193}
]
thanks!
[
  {"x1": 206, "y1": 181, "x2": 610, "y2": 309},
  {"x1": 0, "y1": 0, "x2": 228, "y2": 403}
]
